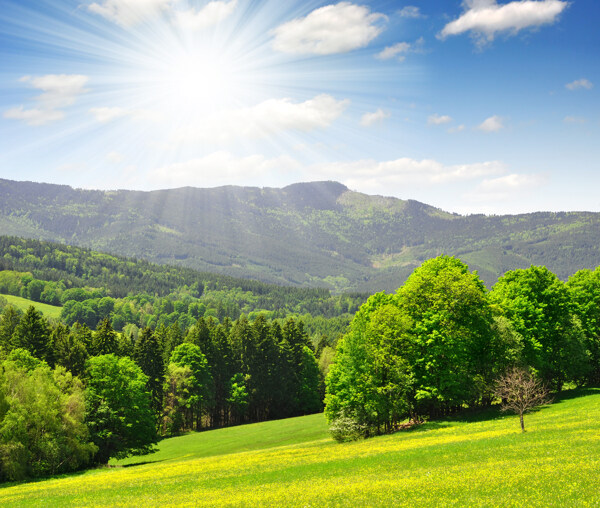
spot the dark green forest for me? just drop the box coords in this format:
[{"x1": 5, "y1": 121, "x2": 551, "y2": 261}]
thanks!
[{"x1": 2, "y1": 178, "x2": 600, "y2": 292}]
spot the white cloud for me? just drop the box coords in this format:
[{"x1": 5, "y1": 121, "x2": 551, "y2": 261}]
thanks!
[
  {"x1": 150, "y1": 152, "x2": 302, "y2": 187},
  {"x1": 88, "y1": 0, "x2": 174, "y2": 26},
  {"x1": 439, "y1": 0, "x2": 568, "y2": 46},
  {"x1": 175, "y1": 94, "x2": 349, "y2": 143},
  {"x1": 376, "y1": 42, "x2": 411, "y2": 61},
  {"x1": 360, "y1": 108, "x2": 390, "y2": 126},
  {"x1": 565, "y1": 78, "x2": 593, "y2": 91},
  {"x1": 175, "y1": 0, "x2": 237, "y2": 30},
  {"x1": 466, "y1": 173, "x2": 546, "y2": 201},
  {"x1": 376, "y1": 37, "x2": 424, "y2": 61},
  {"x1": 478, "y1": 115, "x2": 504, "y2": 132},
  {"x1": 3, "y1": 107, "x2": 64, "y2": 126},
  {"x1": 90, "y1": 107, "x2": 161, "y2": 123},
  {"x1": 563, "y1": 116, "x2": 587, "y2": 124},
  {"x1": 19, "y1": 74, "x2": 89, "y2": 109},
  {"x1": 3, "y1": 74, "x2": 88, "y2": 126},
  {"x1": 309, "y1": 158, "x2": 506, "y2": 188},
  {"x1": 448, "y1": 124, "x2": 466, "y2": 133},
  {"x1": 428, "y1": 114, "x2": 452, "y2": 125},
  {"x1": 398, "y1": 6, "x2": 423, "y2": 18},
  {"x1": 272, "y1": 2, "x2": 386, "y2": 55}
]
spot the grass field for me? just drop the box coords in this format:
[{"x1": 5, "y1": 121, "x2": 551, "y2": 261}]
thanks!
[
  {"x1": 1, "y1": 389, "x2": 599, "y2": 506},
  {"x1": 0, "y1": 294, "x2": 62, "y2": 319}
]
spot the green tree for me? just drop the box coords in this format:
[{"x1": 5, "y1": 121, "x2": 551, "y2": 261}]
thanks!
[
  {"x1": 0, "y1": 305, "x2": 22, "y2": 353},
  {"x1": 169, "y1": 343, "x2": 212, "y2": 430},
  {"x1": 52, "y1": 324, "x2": 89, "y2": 377},
  {"x1": 91, "y1": 318, "x2": 118, "y2": 356},
  {"x1": 134, "y1": 327, "x2": 165, "y2": 417},
  {"x1": 567, "y1": 268, "x2": 600, "y2": 384},
  {"x1": 0, "y1": 351, "x2": 96, "y2": 481},
  {"x1": 397, "y1": 256, "x2": 496, "y2": 417},
  {"x1": 85, "y1": 354, "x2": 157, "y2": 464},
  {"x1": 12, "y1": 306, "x2": 50, "y2": 361},
  {"x1": 490, "y1": 265, "x2": 588, "y2": 390}
]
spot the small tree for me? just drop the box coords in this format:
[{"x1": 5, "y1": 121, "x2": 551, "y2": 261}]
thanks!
[{"x1": 494, "y1": 367, "x2": 551, "y2": 432}]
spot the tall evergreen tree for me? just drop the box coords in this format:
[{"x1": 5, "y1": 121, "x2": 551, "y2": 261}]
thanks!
[
  {"x1": 12, "y1": 306, "x2": 50, "y2": 361},
  {"x1": 0, "y1": 305, "x2": 22, "y2": 353},
  {"x1": 91, "y1": 318, "x2": 118, "y2": 356},
  {"x1": 134, "y1": 327, "x2": 165, "y2": 417}
]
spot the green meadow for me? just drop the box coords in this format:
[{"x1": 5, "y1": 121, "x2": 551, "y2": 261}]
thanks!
[
  {"x1": 1, "y1": 389, "x2": 599, "y2": 507},
  {"x1": 0, "y1": 294, "x2": 62, "y2": 320}
]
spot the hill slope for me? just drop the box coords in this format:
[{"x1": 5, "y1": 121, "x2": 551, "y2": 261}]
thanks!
[
  {"x1": 1, "y1": 389, "x2": 598, "y2": 506},
  {"x1": 2, "y1": 178, "x2": 600, "y2": 291}
]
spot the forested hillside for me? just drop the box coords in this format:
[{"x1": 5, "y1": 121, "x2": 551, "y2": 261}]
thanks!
[{"x1": 2, "y1": 178, "x2": 600, "y2": 291}]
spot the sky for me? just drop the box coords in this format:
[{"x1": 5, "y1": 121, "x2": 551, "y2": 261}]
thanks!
[{"x1": 0, "y1": 0, "x2": 598, "y2": 214}]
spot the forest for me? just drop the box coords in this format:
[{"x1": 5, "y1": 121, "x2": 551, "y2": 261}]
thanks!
[{"x1": 1, "y1": 240, "x2": 600, "y2": 483}]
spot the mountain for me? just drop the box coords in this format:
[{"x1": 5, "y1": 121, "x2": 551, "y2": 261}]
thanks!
[{"x1": 1, "y1": 178, "x2": 599, "y2": 291}]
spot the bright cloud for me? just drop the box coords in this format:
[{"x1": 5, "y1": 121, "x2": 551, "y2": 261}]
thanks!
[
  {"x1": 376, "y1": 37, "x2": 424, "y2": 61},
  {"x1": 565, "y1": 78, "x2": 593, "y2": 91},
  {"x1": 88, "y1": 0, "x2": 174, "y2": 26},
  {"x1": 272, "y1": 2, "x2": 386, "y2": 55},
  {"x1": 175, "y1": 0, "x2": 237, "y2": 30},
  {"x1": 150, "y1": 152, "x2": 302, "y2": 187},
  {"x1": 466, "y1": 173, "x2": 546, "y2": 202},
  {"x1": 310, "y1": 158, "x2": 506, "y2": 188},
  {"x1": 398, "y1": 6, "x2": 423, "y2": 18},
  {"x1": 175, "y1": 94, "x2": 349, "y2": 143},
  {"x1": 89, "y1": 107, "x2": 160, "y2": 123},
  {"x1": 3, "y1": 74, "x2": 88, "y2": 126},
  {"x1": 439, "y1": 0, "x2": 569, "y2": 46},
  {"x1": 448, "y1": 124, "x2": 466, "y2": 133},
  {"x1": 428, "y1": 114, "x2": 452, "y2": 125},
  {"x1": 478, "y1": 115, "x2": 504, "y2": 132},
  {"x1": 360, "y1": 108, "x2": 390, "y2": 126},
  {"x1": 3, "y1": 107, "x2": 64, "y2": 126}
]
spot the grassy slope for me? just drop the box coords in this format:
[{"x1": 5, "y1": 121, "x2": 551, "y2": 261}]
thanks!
[
  {"x1": 1, "y1": 390, "x2": 599, "y2": 506},
  {"x1": 0, "y1": 294, "x2": 62, "y2": 319}
]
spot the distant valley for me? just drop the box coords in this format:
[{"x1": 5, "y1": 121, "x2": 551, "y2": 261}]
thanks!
[{"x1": 1, "y1": 178, "x2": 599, "y2": 292}]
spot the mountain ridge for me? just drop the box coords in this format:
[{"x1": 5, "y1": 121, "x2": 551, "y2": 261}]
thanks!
[{"x1": 1, "y1": 177, "x2": 599, "y2": 292}]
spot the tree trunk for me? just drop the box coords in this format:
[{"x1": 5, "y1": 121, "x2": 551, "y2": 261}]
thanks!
[{"x1": 519, "y1": 412, "x2": 525, "y2": 432}]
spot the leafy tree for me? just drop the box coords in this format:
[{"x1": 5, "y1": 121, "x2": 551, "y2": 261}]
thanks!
[
  {"x1": 567, "y1": 268, "x2": 600, "y2": 384},
  {"x1": 162, "y1": 363, "x2": 193, "y2": 435},
  {"x1": 397, "y1": 256, "x2": 496, "y2": 416},
  {"x1": 226, "y1": 373, "x2": 248, "y2": 425},
  {"x1": 0, "y1": 351, "x2": 96, "y2": 481},
  {"x1": 490, "y1": 266, "x2": 588, "y2": 390},
  {"x1": 169, "y1": 343, "x2": 212, "y2": 430},
  {"x1": 494, "y1": 367, "x2": 551, "y2": 432},
  {"x1": 85, "y1": 354, "x2": 157, "y2": 464}
]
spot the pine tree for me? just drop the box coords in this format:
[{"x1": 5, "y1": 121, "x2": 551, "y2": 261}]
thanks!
[
  {"x1": 12, "y1": 306, "x2": 50, "y2": 361},
  {"x1": 91, "y1": 318, "x2": 118, "y2": 356},
  {"x1": 134, "y1": 327, "x2": 165, "y2": 417}
]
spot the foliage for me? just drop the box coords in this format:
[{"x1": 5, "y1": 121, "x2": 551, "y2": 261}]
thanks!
[
  {"x1": 84, "y1": 355, "x2": 157, "y2": 464},
  {"x1": 0, "y1": 352, "x2": 96, "y2": 481}
]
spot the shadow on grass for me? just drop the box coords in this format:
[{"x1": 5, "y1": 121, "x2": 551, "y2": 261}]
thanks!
[
  {"x1": 403, "y1": 386, "x2": 600, "y2": 435},
  {"x1": 120, "y1": 459, "x2": 168, "y2": 468}
]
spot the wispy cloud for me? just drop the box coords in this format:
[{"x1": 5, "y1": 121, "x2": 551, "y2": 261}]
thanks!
[
  {"x1": 565, "y1": 78, "x2": 593, "y2": 91},
  {"x1": 3, "y1": 74, "x2": 88, "y2": 126},
  {"x1": 360, "y1": 108, "x2": 390, "y2": 126},
  {"x1": 174, "y1": 94, "x2": 350, "y2": 143},
  {"x1": 428, "y1": 113, "x2": 452, "y2": 125},
  {"x1": 272, "y1": 2, "x2": 386, "y2": 55},
  {"x1": 89, "y1": 107, "x2": 160, "y2": 123},
  {"x1": 477, "y1": 115, "x2": 504, "y2": 132},
  {"x1": 175, "y1": 0, "x2": 237, "y2": 30},
  {"x1": 88, "y1": 0, "x2": 174, "y2": 26},
  {"x1": 439, "y1": 0, "x2": 569, "y2": 47},
  {"x1": 398, "y1": 6, "x2": 423, "y2": 19},
  {"x1": 376, "y1": 37, "x2": 424, "y2": 62}
]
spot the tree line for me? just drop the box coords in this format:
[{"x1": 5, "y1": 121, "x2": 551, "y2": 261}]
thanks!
[
  {"x1": 325, "y1": 256, "x2": 600, "y2": 439},
  {"x1": 0, "y1": 306, "x2": 322, "y2": 482}
]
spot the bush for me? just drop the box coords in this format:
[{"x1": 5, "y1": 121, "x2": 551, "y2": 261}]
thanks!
[{"x1": 328, "y1": 415, "x2": 369, "y2": 443}]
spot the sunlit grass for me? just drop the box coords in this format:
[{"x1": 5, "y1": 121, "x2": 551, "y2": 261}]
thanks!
[
  {"x1": 0, "y1": 294, "x2": 62, "y2": 319},
  {"x1": 1, "y1": 390, "x2": 599, "y2": 506}
]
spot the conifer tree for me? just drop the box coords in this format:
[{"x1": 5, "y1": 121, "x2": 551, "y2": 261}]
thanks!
[{"x1": 12, "y1": 306, "x2": 50, "y2": 361}]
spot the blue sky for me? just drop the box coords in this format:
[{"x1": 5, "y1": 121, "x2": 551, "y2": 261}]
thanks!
[{"x1": 0, "y1": 0, "x2": 598, "y2": 214}]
